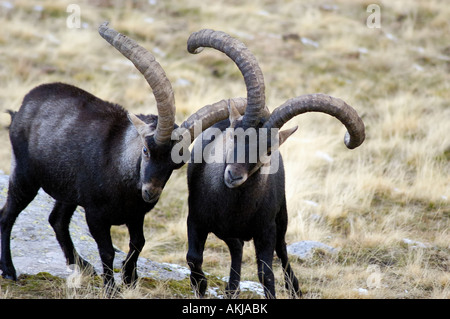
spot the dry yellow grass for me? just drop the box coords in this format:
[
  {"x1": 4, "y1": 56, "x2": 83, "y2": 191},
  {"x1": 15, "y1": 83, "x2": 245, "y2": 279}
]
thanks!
[{"x1": 0, "y1": 0, "x2": 448, "y2": 299}]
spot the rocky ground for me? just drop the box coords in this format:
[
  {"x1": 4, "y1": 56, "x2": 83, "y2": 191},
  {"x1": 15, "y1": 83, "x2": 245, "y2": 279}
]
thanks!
[
  {"x1": 0, "y1": 173, "x2": 191, "y2": 282},
  {"x1": 0, "y1": 172, "x2": 340, "y2": 298}
]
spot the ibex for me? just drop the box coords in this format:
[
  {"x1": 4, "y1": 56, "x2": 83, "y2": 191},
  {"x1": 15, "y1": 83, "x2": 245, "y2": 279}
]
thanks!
[
  {"x1": 185, "y1": 29, "x2": 365, "y2": 298},
  {"x1": 0, "y1": 23, "x2": 246, "y2": 294}
]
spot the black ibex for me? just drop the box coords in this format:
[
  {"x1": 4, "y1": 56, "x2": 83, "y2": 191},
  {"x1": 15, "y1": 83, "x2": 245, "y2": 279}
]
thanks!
[
  {"x1": 185, "y1": 29, "x2": 365, "y2": 299},
  {"x1": 0, "y1": 23, "x2": 246, "y2": 294}
]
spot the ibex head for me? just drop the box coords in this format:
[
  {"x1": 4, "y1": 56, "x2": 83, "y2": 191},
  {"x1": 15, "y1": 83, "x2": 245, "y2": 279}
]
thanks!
[
  {"x1": 187, "y1": 29, "x2": 365, "y2": 189},
  {"x1": 99, "y1": 22, "x2": 181, "y2": 202}
]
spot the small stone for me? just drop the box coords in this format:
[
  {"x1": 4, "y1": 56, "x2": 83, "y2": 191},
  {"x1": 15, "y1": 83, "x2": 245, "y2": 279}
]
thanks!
[
  {"x1": 402, "y1": 238, "x2": 431, "y2": 249},
  {"x1": 287, "y1": 240, "x2": 337, "y2": 260}
]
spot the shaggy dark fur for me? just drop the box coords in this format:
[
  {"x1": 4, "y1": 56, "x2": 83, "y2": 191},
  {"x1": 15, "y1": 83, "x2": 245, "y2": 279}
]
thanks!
[{"x1": 186, "y1": 118, "x2": 300, "y2": 299}]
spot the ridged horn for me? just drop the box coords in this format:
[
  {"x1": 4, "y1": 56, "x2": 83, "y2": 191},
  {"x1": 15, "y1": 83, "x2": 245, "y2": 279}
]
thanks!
[
  {"x1": 98, "y1": 22, "x2": 175, "y2": 145},
  {"x1": 264, "y1": 94, "x2": 365, "y2": 149},
  {"x1": 178, "y1": 97, "x2": 247, "y2": 143},
  {"x1": 187, "y1": 29, "x2": 266, "y2": 128}
]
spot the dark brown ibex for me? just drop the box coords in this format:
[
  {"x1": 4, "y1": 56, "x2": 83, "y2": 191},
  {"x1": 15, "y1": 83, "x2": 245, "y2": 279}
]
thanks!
[
  {"x1": 0, "y1": 23, "x2": 246, "y2": 294},
  {"x1": 185, "y1": 29, "x2": 365, "y2": 299}
]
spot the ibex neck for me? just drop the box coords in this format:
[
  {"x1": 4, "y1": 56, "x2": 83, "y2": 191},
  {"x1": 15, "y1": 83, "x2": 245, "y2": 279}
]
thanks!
[{"x1": 117, "y1": 123, "x2": 143, "y2": 185}]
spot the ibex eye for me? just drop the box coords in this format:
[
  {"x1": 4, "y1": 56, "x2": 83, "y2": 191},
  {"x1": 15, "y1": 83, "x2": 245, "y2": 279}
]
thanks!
[{"x1": 143, "y1": 147, "x2": 149, "y2": 157}]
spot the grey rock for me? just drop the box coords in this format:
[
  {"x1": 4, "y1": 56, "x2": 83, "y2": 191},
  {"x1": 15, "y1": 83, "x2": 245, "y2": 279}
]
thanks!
[
  {"x1": 0, "y1": 174, "x2": 189, "y2": 282},
  {"x1": 402, "y1": 238, "x2": 431, "y2": 249},
  {"x1": 287, "y1": 240, "x2": 338, "y2": 260}
]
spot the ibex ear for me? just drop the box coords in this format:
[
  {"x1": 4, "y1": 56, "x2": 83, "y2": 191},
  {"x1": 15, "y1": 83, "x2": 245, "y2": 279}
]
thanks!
[
  {"x1": 128, "y1": 112, "x2": 154, "y2": 138},
  {"x1": 265, "y1": 126, "x2": 298, "y2": 158},
  {"x1": 278, "y1": 125, "x2": 298, "y2": 146},
  {"x1": 228, "y1": 100, "x2": 242, "y2": 127}
]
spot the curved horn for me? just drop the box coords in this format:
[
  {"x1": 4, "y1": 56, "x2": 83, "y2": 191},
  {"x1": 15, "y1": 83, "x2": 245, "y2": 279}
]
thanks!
[
  {"x1": 264, "y1": 94, "x2": 365, "y2": 149},
  {"x1": 98, "y1": 22, "x2": 175, "y2": 145},
  {"x1": 178, "y1": 97, "x2": 247, "y2": 143},
  {"x1": 187, "y1": 29, "x2": 266, "y2": 128}
]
